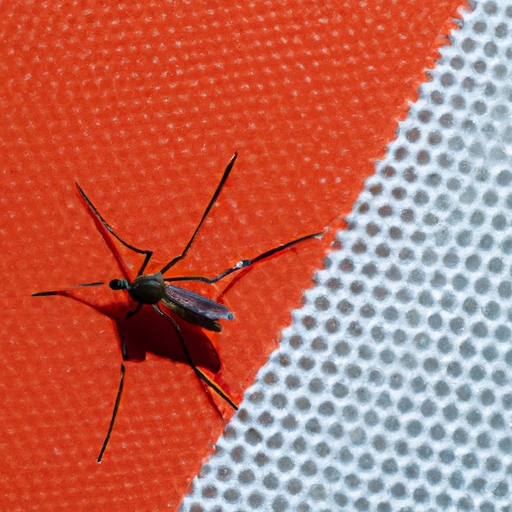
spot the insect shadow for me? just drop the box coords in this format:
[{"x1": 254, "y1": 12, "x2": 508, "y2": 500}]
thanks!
[{"x1": 33, "y1": 153, "x2": 323, "y2": 462}]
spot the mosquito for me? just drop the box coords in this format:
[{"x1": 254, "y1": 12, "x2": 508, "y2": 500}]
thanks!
[{"x1": 33, "y1": 152, "x2": 322, "y2": 462}]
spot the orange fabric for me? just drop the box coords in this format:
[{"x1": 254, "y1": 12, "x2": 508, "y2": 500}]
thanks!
[{"x1": 0, "y1": 1, "x2": 465, "y2": 509}]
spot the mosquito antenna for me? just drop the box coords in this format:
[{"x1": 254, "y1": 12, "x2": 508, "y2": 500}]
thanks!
[
  {"x1": 76, "y1": 183, "x2": 154, "y2": 278},
  {"x1": 163, "y1": 230, "x2": 324, "y2": 285},
  {"x1": 153, "y1": 305, "x2": 238, "y2": 410},
  {"x1": 159, "y1": 153, "x2": 238, "y2": 276},
  {"x1": 97, "y1": 363, "x2": 126, "y2": 463}
]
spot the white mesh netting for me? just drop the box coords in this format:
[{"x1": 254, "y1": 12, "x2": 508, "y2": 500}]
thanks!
[{"x1": 181, "y1": 2, "x2": 512, "y2": 510}]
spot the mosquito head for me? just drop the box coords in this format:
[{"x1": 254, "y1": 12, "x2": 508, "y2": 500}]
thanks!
[{"x1": 109, "y1": 279, "x2": 130, "y2": 291}]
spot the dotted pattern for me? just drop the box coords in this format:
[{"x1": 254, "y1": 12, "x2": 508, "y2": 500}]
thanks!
[
  {"x1": 1, "y1": 1, "x2": 464, "y2": 509},
  {"x1": 181, "y1": 2, "x2": 512, "y2": 510}
]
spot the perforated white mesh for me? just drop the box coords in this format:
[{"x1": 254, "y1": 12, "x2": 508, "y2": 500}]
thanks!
[{"x1": 181, "y1": 2, "x2": 512, "y2": 510}]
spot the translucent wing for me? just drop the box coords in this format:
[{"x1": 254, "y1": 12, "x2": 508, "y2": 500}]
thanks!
[{"x1": 163, "y1": 285, "x2": 234, "y2": 321}]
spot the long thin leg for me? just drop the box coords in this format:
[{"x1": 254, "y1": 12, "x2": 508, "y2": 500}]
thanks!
[
  {"x1": 125, "y1": 302, "x2": 143, "y2": 320},
  {"x1": 159, "y1": 153, "x2": 238, "y2": 275},
  {"x1": 164, "y1": 230, "x2": 323, "y2": 285},
  {"x1": 32, "y1": 281, "x2": 105, "y2": 296},
  {"x1": 76, "y1": 184, "x2": 154, "y2": 278},
  {"x1": 97, "y1": 363, "x2": 126, "y2": 463},
  {"x1": 153, "y1": 304, "x2": 238, "y2": 410},
  {"x1": 31, "y1": 286, "x2": 121, "y2": 322}
]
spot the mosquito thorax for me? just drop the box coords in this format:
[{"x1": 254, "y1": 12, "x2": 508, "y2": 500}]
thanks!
[{"x1": 123, "y1": 272, "x2": 165, "y2": 304}]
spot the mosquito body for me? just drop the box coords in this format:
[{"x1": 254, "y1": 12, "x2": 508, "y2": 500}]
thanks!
[
  {"x1": 33, "y1": 153, "x2": 322, "y2": 462},
  {"x1": 110, "y1": 273, "x2": 234, "y2": 332}
]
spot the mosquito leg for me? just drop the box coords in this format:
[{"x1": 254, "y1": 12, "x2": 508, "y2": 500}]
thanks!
[
  {"x1": 152, "y1": 304, "x2": 238, "y2": 410},
  {"x1": 97, "y1": 363, "x2": 126, "y2": 463},
  {"x1": 31, "y1": 285, "x2": 117, "y2": 320},
  {"x1": 119, "y1": 331, "x2": 129, "y2": 361},
  {"x1": 125, "y1": 303, "x2": 143, "y2": 320},
  {"x1": 159, "y1": 153, "x2": 238, "y2": 275},
  {"x1": 31, "y1": 282, "x2": 105, "y2": 297},
  {"x1": 76, "y1": 183, "x2": 154, "y2": 278},
  {"x1": 164, "y1": 230, "x2": 323, "y2": 285}
]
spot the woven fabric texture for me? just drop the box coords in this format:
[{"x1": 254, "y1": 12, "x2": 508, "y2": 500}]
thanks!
[
  {"x1": 0, "y1": 1, "x2": 464, "y2": 510},
  {"x1": 182, "y1": 2, "x2": 512, "y2": 510}
]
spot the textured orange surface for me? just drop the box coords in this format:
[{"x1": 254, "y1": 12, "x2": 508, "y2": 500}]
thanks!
[{"x1": 0, "y1": 1, "x2": 465, "y2": 509}]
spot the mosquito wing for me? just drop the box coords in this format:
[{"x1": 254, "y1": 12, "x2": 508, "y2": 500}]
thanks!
[{"x1": 163, "y1": 284, "x2": 234, "y2": 321}]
